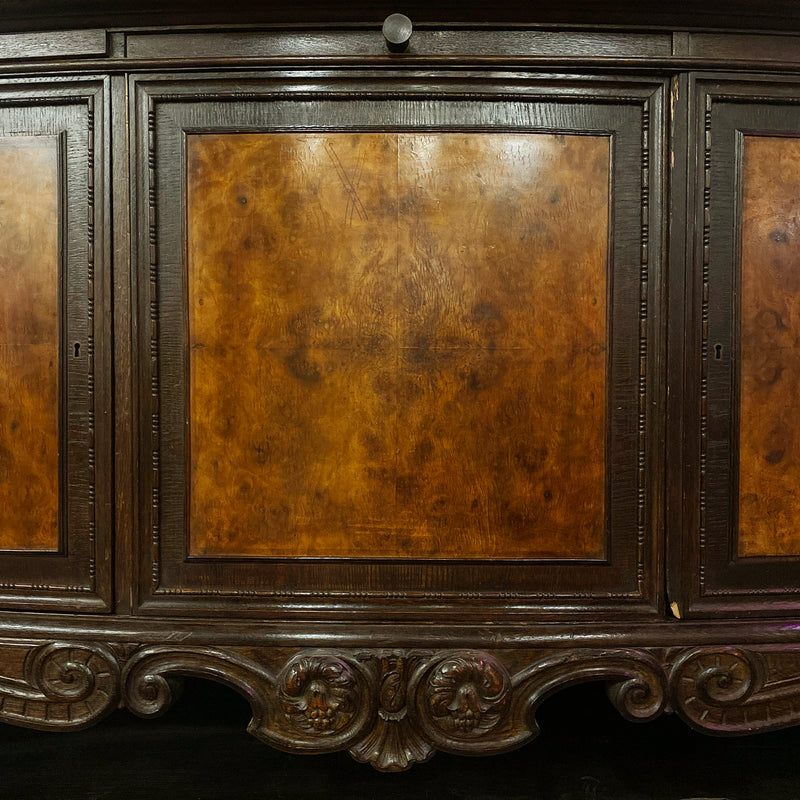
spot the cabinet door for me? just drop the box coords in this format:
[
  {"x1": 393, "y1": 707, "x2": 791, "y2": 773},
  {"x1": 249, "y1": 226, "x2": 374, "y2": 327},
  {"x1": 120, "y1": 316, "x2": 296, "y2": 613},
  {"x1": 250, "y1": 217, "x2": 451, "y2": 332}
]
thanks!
[
  {"x1": 0, "y1": 79, "x2": 111, "y2": 612},
  {"x1": 133, "y1": 74, "x2": 665, "y2": 619},
  {"x1": 680, "y1": 77, "x2": 800, "y2": 616}
]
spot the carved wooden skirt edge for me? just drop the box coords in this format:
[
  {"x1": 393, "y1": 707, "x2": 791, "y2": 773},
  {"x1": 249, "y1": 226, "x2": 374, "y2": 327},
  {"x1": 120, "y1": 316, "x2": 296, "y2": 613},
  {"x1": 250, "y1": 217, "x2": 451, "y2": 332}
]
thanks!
[{"x1": 0, "y1": 640, "x2": 796, "y2": 771}]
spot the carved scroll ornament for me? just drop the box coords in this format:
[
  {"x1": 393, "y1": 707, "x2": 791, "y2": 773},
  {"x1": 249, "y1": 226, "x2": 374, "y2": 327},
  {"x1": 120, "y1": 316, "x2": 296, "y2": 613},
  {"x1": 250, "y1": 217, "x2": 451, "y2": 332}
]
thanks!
[{"x1": 0, "y1": 641, "x2": 797, "y2": 770}]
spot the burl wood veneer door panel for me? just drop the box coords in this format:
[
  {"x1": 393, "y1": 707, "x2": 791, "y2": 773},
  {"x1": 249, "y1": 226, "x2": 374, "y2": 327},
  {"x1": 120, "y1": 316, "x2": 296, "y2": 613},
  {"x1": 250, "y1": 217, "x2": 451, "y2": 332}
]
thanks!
[
  {"x1": 682, "y1": 78, "x2": 800, "y2": 616},
  {"x1": 738, "y1": 135, "x2": 800, "y2": 558},
  {"x1": 135, "y1": 75, "x2": 664, "y2": 618},
  {"x1": 0, "y1": 136, "x2": 59, "y2": 551},
  {"x1": 0, "y1": 80, "x2": 111, "y2": 612},
  {"x1": 187, "y1": 132, "x2": 607, "y2": 560}
]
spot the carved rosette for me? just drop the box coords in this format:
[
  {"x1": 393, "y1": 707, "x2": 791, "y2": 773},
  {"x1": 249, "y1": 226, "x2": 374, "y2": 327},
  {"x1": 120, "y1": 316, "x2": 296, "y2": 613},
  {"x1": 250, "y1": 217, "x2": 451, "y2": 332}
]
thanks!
[
  {"x1": 405, "y1": 650, "x2": 520, "y2": 756},
  {"x1": 278, "y1": 653, "x2": 361, "y2": 735},
  {"x1": 254, "y1": 651, "x2": 376, "y2": 753},
  {"x1": 0, "y1": 641, "x2": 799, "y2": 770},
  {"x1": 425, "y1": 653, "x2": 511, "y2": 737}
]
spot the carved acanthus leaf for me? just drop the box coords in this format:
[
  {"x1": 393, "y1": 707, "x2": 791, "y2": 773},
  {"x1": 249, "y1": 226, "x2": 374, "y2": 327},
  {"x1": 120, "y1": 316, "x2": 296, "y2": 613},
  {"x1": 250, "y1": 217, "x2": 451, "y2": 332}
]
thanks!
[
  {"x1": 0, "y1": 640, "x2": 796, "y2": 772},
  {"x1": 278, "y1": 654, "x2": 361, "y2": 735}
]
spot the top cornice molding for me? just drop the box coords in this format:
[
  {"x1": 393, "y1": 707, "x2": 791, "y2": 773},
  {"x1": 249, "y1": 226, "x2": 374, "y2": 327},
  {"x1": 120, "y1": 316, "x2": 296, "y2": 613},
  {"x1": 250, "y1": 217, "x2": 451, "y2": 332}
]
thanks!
[{"x1": 2, "y1": 0, "x2": 800, "y2": 34}]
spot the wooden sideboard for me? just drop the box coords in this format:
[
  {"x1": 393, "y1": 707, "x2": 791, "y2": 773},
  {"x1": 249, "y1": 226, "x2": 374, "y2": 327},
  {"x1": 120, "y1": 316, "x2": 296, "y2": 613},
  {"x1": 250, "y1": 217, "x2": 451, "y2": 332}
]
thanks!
[{"x1": 1, "y1": 2, "x2": 800, "y2": 771}]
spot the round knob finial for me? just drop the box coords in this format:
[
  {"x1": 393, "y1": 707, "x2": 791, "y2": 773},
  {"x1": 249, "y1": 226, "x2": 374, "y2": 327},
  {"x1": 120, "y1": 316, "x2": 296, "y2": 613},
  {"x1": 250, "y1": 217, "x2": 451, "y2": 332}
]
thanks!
[{"x1": 382, "y1": 13, "x2": 413, "y2": 52}]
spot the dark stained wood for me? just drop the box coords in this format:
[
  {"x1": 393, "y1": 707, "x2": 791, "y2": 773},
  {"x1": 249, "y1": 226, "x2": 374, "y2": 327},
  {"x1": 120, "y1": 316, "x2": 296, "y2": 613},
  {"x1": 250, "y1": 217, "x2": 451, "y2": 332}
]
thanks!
[
  {"x1": 10, "y1": 0, "x2": 800, "y2": 34},
  {"x1": 687, "y1": 32, "x2": 800, "y2": 63},
  {"x1": 187, "y1": 131, "x2": 608, "y2": 559},
  {"x1": 665, "y1": 72, "x2": 690, "y2": 618},
  {"x1": 0, "y1": 136, "x2": 59, "y2": 551},
  {"x1": 738, "y1": 135, "x2": 800, "y2": 557},
  {"x1": 13, "y1": 28, "x2": 800, "y2": 77},
  {"x1": 0, "y1": 29, "x2": 106, "y2": 61},
  {"x1": 0, "y1": 80, "x2": 112, "y2": 612},
  {"x1": 9, "y1": 10, "x2": 800, "y2": 772},
  {"x1": 112, "y1": 72, "x2": 135, "y2": 614},
  {"x1": 139, "y1": 79, "x2": 660, "y2": 613},
  {"x1": 1, "y1": 2, "x2": 800, "y2": 774},
  {"x1": 0, "y1": 4, "x2": 796, "y2": 773},
  {"x1": 683, "y1": 80, "x2": 800, "y2": 616},
  {"x1": 6, "y1": 610, "x2": 800, "y2": 649},
  {"x1": 124, "y1": 30, "x2": 673, "y2": 61}
]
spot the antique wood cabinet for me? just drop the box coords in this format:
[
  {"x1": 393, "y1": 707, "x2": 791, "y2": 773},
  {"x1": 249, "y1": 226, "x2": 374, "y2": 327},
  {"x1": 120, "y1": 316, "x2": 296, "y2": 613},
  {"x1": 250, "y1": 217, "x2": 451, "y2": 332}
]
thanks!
[{"x1": 0, "y1": 4, "x2": 800, "y2": 771}]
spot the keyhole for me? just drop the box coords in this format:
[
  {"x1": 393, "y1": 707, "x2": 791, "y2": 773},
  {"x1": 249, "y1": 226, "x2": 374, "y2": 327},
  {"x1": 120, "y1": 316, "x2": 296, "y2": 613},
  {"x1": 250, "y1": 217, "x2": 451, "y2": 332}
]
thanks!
[
  {"x1": 74, "y1": 342, "x2": 81, "y2": 358},
  {"x1": 714, "y1": 343, "x2": 723, "y2": 360}
]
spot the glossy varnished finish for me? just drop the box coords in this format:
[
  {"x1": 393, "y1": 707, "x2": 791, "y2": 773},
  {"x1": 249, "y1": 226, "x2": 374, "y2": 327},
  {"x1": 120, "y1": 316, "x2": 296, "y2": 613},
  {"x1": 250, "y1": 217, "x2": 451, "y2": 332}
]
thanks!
[
  {"x1": 684, "y1": 81, "x2": 800, "y2": 615},
  {"x1": 738, "y1": 135, "x2": 800, "y2": 557},
  {"x1": 0, "y1": 9, "x2": 799, "y2": 774},
  {"x1": 0, "y1": 136, "x2": 59, "y2": 551},
  {"x1": 10, "y1": 0, "x2": 800, "y2": 34},
  {"x1": 0, "y1": 79, "x2": 112, "y2": 612},
  {"x1": 670, "y1": 81, "x2": 800, "y2": 616},
  {"x1": 139, "y1": 78, "x2": 660, "y2": 611},
  {"x1": 187, "y1": 132, "x2": 608, "y2": 560}
]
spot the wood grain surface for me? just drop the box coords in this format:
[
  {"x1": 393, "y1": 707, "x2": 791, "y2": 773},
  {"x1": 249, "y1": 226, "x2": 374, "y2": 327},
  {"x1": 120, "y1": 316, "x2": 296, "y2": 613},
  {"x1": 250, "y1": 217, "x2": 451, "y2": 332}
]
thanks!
[
  {"x1": 187, "y1": 132, "x2": 609, "y2": 559},
  {"x1": 739, "y1": 135, "x2": 800, "y2": 557},
  {"x1": 0, "y1": 136, "x2": 60, "y2": 551}
]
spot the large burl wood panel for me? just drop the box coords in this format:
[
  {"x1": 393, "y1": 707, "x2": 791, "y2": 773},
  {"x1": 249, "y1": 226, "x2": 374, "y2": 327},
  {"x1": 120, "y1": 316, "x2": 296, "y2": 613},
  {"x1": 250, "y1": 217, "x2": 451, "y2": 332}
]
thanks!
[
  {"x1": 187, "y1": 132, "x2": 609, "y2": 559},
  {"x1": 739, "y1": 135, "x2": 800, "y2": 557},
  {"x1": 0, "y1": 137, "x2": 59, "y2": 552}
]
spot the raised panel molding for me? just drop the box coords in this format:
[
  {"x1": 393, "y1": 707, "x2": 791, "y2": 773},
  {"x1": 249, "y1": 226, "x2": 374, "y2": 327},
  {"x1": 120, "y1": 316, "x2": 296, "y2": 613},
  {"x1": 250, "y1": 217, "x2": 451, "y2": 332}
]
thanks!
[
  {"x1": 134, "y1": 75, "x2": 665, "y2": 616},
  {"x1": 4, "y1": 15, "x2": 800, "y2": 779},
  {"x1": 0, "y1": 78, "x2": 111, "y2": 612},
  {"x1": 683, "y1": 79, "x2": 800, "y2": 616},
  {"x1": 0, "y1": 640, "x2": 796, "y2": 771}
]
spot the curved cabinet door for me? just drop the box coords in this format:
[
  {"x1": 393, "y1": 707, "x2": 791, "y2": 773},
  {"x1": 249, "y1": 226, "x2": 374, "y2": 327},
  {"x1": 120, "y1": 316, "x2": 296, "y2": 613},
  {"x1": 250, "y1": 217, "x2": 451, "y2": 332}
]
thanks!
[
  {"x1": 0, "y1": 78, "x2": 111, "y2": 612},
  {"x1": 679, "y1": 76, "x2": 800, "y2": 616},
  {"x1": 133, "y1": 73, "x2": 665, "y2": 620}
]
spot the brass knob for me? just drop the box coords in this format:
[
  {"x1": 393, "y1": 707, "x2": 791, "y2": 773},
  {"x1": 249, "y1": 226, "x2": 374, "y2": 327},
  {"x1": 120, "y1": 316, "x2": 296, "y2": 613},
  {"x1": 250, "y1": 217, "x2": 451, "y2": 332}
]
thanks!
[{"x1": 382, "y1": 13, "x2": 413, "y2": 52}]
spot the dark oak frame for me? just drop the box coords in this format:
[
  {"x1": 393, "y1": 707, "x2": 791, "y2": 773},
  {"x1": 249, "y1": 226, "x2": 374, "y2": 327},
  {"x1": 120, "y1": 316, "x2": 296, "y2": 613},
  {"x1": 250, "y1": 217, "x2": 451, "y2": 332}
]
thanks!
[
  {"x1": 0, "y1": 15, "x2": 795, "y2": 772},
  {"x1": 670, "y1": 74, "x2": 800, "y2": 618},
  {"x1": 131, "y1": 73, "x2": 666, "y2": 620},
  {"x1": 0, "y1": 76, "x2": 112, "y2": 613}
]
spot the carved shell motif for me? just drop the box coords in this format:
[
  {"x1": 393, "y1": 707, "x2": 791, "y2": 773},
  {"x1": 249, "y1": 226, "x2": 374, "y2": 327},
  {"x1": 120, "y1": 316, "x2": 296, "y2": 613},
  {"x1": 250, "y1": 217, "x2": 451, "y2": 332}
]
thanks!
[
  {"x1": 278, "y1": 654, "x2": 360, "y2": 735},
  {"x1": 349, "y1": 655, "x2": 435, "y2": 772},
  {"x1": 426, "y1": 653, "x2": 510, "y2": 737}
]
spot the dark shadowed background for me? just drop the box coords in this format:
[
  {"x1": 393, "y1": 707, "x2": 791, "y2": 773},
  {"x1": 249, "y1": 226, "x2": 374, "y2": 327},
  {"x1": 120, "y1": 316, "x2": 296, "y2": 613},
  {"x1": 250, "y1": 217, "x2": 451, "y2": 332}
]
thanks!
[{"x1": 0, "y1": 677, "x2": 797, "y2": 800}]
